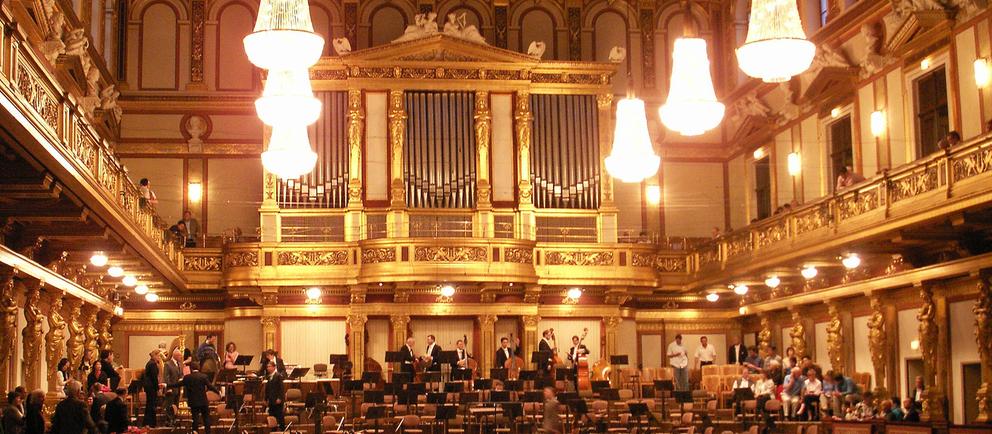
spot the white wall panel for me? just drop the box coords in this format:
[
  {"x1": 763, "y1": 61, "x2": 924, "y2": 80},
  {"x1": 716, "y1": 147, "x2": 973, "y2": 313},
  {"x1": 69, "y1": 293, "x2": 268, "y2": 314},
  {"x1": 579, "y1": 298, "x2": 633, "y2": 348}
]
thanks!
[
  {"x1": 955, "y1": 28, "x2": 982, "y2": 139},
  {"x1": 619, "y1": 320, "x2": 638, "y2": 367},
  {"x1": 280, "y1": 319, "x2": 347, "y2": 378},
  {"x1": 365, "y1": 92, "x2": 389, "y2": 201},
  {"x1": 491, "y1": 93, "x2": 515, "y2": 202},
  {"x1": 897, "y1": 308, "x2": 921, "y2": 399},
  {"x1": 950, "y1": 300, "x2": 980, "y2": 424},
  {"x1": 858, "y1": 84, "x2": 878, "y2": 176},
  {"x1": 366, "y1": 318, "x2": 390, "y2": 365},
  {"x1": 774, "y1": 130, "x2": 793, "y2": 205},
  {"x1": 208, "y1": 158, "x2": 262, "y2": 235},
  {"x1": 728, "y1": 155, "x2": 747, "y2": 229},
  {"x1": 128, "y1": 335, "x2": 170, "y2": 369},
  {"x1": 640, "y1": 334, "x2": 662, "y2": 368},
  {"x1": 852, "y1": 315, "x2": 872, "y2": 382},
  {"x1": 814, "y1": 322, "x2": 829, "y2": 371},
  {"x1": 677, "y1": 333, "x2": 727, "y2": 366},
  {"x1": 410, "y1": 319, "x2": 474, "y2": 355},
  {"x1": 800, "y1": 115, "x2": 824, "y2": 202},
  {"x1": 886, "y1": 69, "x2": 909, "y2": 167},
  {"x1": 662, "y1": 161, "x2": 725, "y2": 236}
]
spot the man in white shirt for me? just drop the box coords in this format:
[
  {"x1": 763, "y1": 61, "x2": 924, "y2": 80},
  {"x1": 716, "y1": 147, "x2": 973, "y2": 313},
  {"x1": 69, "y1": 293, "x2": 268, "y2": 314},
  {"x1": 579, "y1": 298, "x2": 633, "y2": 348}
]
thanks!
[
  {"x1": 667, "y1": 334, "x2": 689, "y2": 391},
  {"x1": 800, "y1": 369, "x2": 823, "y2": 421},
  {"x1": 781, "y1": 367, "x2": 805, "y2": 420},
  {"x1": 425, "y1": 335, "x2": 442, "y2": 371},
  {"x1": 694, "y1": 336, "x2": 717, "y2": 369},
  {"x1": 731, "y1": 367, "x2": 752, "y2": 418}
]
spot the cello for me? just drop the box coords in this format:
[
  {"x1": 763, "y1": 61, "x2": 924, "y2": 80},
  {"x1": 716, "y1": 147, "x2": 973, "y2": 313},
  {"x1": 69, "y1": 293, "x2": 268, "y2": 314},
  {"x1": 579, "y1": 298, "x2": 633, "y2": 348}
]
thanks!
[
  {"x1": 573, "y1": 328, "x2": 592, "y2": 392},
  {"x1": 549, "y1": 328, "x2": 564, "y2": 382},
  {"x1": 460, "y1": 334, "x2": 479, "y2": 377},
  {"x1": 504, "y1": 333, "x2": 524, "y2": 379}
]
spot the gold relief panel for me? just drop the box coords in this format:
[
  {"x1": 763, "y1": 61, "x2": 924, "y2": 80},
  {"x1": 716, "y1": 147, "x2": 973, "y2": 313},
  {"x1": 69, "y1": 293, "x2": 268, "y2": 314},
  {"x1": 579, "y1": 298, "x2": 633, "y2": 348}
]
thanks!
[
  {"x1": 725, "y1": 233, "x2": 752, "y2": 258},
  {"x1": 544, "y1": 251, "x2": 614, "y2": 266},
  {"x1": 951, "y1": 144, "x2": 992, "y2": 182},
  {"x1": 889, "y1": 165, "x2": 940, "y2": 203},
  {"x1": 654, "y1": 255, "x2": 688, "y2": 273},
  {"x1": 631, "y1": 253, "x2": 653, "y2": 267},
  {"x1": 414, "y1": 246, "x2": 487, "y2": 262},
  {"x1": 182, "y1": 254, "x2": 221, "y2": 272},
  {"x1": 224, "y1": 251, "x2": 259, "y2": 268},
  {"x1": 278, "y1": 250, "x2": 350, "y2": 266},
  {"x1": 697, "y1": 244, "x2": 720, "y2": 269},
  {"x1": 14, "y1": 55, "x2": 60, "y2": 131},
  {"x1": 837, "y1": 188, "x2": 880, "y2": 220},
  {"x1": 755, "y1": 221, "x2": 788, "y2": 248},
  {"x1": 362, "y1": 248, "x2": 396, "y2": 264},
  {"x1": 794, "y1": 204, "x2": 830, "y2": 236},
  {"x1": 504, "y1": 248, "x2": 533, "y2": 264}
]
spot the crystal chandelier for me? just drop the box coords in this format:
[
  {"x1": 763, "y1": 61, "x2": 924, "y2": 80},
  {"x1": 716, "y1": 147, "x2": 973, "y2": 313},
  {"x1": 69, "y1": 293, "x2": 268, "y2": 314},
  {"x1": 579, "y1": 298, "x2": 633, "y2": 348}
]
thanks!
[
  {"x1": 660, "y1": 37, "x2": 724, "y2": 136},
  {"x1": 736, "y1": 0, "x2": 816, "y2": 83},
  {"x1": 605, "y1": 97, "x2": 660, "y2": 183},
  {"x1": 255, "y1": 69, "x2": 321, "y2": 126},
  {"x1": 243, "y1": 0, "x2": 325, "y2": 70},
  {"x1": 262, "y1": 125, "x2": 318, "y2": 179}
]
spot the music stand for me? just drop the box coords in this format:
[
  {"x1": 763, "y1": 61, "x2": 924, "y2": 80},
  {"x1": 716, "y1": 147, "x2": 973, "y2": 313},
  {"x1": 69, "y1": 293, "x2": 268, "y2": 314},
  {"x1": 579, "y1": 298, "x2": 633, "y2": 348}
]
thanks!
[
  {"x1": 443, "y1": 382, "x2": 464, "y2": 393},
  {"x1": 363, "y1": 405, "x2": 387, "y2": 434},
  {"x1": 489, "y1": 390, "x2": 510, "y2": 403},
  {"x1": 433, "y1": 404, "x2": 458, "y2": 433},
  {"x1": 522, "y1": 391, "x2": 543, "y2": 402},
  {"x1": 531, "y1": 351, "x2": 551, "y2": 375},
  {"x1": 427, "y1": 392, "x2": 446, "y2": 405},
  {"x1": 501, "y1": 402, "x2": 524, "y2": 434},
  {"x1": 361, "y1": 371, "x2": 382, "y2": 387},
  {"x1": 519, "y1": 370, "x2": 537, "y2": 381},
  {"x1": 421, "y1": 371, "x2": 441, "y2": 392},
  {"x1": 566, "y1": 399, "x2": 589, "y2": 433},
  {"x1": 363, "y1": 390, "x2": 384, "y2": 404},
  {"x1": 490, "y1": 368, "x2": 508, "y2": 381},
  {"x1": 328, "y1": 354, "x2": 348, "y2": 379},
  {"x1": 592, "y1": 380, "x2": 610, "y2": 392},
  {"x1": 599, "y1": 388, "x2": 620, "y2": 422},
  {"x1": 628, "y1": 401, "x2": 652, "y2": 433},
  {"x1": 654, "y1": 380, "x2": 675, "y2": 420},
  {"x1": 288, "y1": 367, "x2": 310, "y2": 381},
  {"x1": 342, "y1": 379, "x2": 363, "y2": 423},
  {"x1": 473, "y1": 378, "x2": 493, "y2": 391},
  {"x1": 458, "y1": 391, "x2": 479, "y2": 422},
  {"x1": 390, "y1": 372, "x2": 412, "y2": 385},
  {"x1": 451, "y1": 368, "x2": 472, "y2": 381},
  {"x1": 733, "y1": 387, "x2": 755, "y2": 420},
  {"x1": 233, "y1": 355, "x2": 254, "y2": 375},
  {"x1": 385, "y1": 351, "x2": 407, "y2": 378},
  {"x1": 534, "y1": 376, "x2": 554, "y2": 390},
  {"x1": 504, "y1": 380, "x2": 523, "y2": 392}
]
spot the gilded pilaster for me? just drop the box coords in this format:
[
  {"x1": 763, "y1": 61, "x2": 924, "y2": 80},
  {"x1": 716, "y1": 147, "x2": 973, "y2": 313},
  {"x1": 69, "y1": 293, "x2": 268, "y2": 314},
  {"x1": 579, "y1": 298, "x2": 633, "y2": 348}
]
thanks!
[
  {"x1": 477, "y1": 314, "x2": 497, "y2": 376},
  {"x1": 65, "y1": 298, "x2": 85, "y2": 381},
  {"x1": 825, "y1": 303, "x2": 845, "y2": 374},
  {"x1": 188, "y1": 0, "x2": 206, "y2": 89},
  {"x1": 974, "y1": 272, "x2": 992, "y2": 423},
  {"x1": 261, "y1": 316, "x2": 279, "y2": 352},
  {"x1": 347, "y1": 314, "x2": 368, "y2": 377},
  {"x1": 917, "y1": 284, "x2": 946, "y2": 422},
  {"x1": 388, "y1": 90, "x2": 407, "y2": 208},
  {"x1": 21, "y1": 281, "x2": 44, "y2": 390},
  {"x1": 0, "y1": 269, "x2": 18, "y2": 391},
  {"x1": 390, "y1": 315, "x2": 410, "y2": 354},
  {"x1": 45, "y1": 293, "x2": 66, "y2": 395},
  {"x1": 97, "y1": 310, "x2": 113, "y2": 351},
  {"x1": 521, "y1": 315, "x2": 541, "y2": 370},
  {"x1": 514, "y1": 91, "x2": 535, "y2": 240},
  {"x1": 346, "y1": 89, "x2": 365, "y2": 209},
  {"x1": 603, "y1": 316, "x2": 622, "y2": 361},
  {"x1": 758, "y1": 314, "x2": 772, "y2": 358},
  {"x1": 596, "y1": 93, "x2": 617, "y2": 242},
  {"x1": 475, "y1": 91, "x2": 492, "y2": 208}
]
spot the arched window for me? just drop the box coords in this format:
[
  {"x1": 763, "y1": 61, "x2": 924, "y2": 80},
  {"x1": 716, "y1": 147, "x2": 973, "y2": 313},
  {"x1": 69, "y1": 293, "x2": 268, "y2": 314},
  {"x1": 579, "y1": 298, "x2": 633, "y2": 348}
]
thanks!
[
  {"x1": 369, "y1": 5, "x2": 406, "y2": 47},
  {"x1": 215, "y1": 2, "x2": 255, "y2": 90},
  {"x1": 519, "y1": 8, "x2": 556, "y2": 59}
]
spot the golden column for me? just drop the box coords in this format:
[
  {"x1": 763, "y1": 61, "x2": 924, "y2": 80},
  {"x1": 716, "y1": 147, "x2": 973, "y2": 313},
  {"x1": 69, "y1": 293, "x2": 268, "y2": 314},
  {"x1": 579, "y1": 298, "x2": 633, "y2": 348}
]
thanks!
[
  {"x1": 387, "y1": 90, "x2": 409, "y2": 237},
  {"x1": 757, "y1": 314, "x2": 772, "y2": 358},
  {"x1": 477, "y1": 314, "x2": 497, "y2": 375},
  {"x1": 347, "y1": 314, "x2": 368, "y2": 377},
  {"x1": 917, "y1": 284, "x2": 947, "y2": 422},
  {"x1": 65, "y1": 298, "x2": 85, "y2": 380},
  {"x1": 261, "y1": 316, "x2": 279, "y2": 352},
  {"x1": 345, "y1": 89, "x2": 365, "y2": 241},
  {"x1": 788, "y1": 308, "x2": 808, "y2": 360},
  {"x1": 475, "y1": 91, "x2": 493, "y2": 236},
  {"x1": 825, "y1": 303, "x2": 845, "y2": 374},
  {"x1": 603, "y1": 316, "x2": 622, "y2": 361},
  {"x1": 390, "y1": 314, "x2": 410, "y2": 351},
  {"x1": 867, "y1": 295, "x2": 889, "y2": 399},
  {"x1": 974, "y1": 272, "x2": 992, "y2": 423},
  {"x1": 21, "y1": 281, "x2": 44, "y2": 390},
  {"x1": 521, "y1": 315, "x2": 541, "y2": 370},
  {"x1": 514, "y1": 91, "x2": 535, "y2": 240},
  {"x1": 596, "y1": 93, "x2": 617, "y2": 242},
  {"x1": 45, "y1": 293, "x2": 67, "y2": 397},
  {"x1": 0, "y1": 268, "x2": 18, "y2": 391}
]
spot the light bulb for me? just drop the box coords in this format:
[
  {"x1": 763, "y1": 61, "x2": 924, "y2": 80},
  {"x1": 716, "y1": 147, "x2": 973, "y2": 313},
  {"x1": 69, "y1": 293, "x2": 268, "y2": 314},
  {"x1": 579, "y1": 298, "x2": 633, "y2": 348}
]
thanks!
[
  {"x1": 134, "y1": 284, "x2": 149, "y2": 295},
  {"x1": 306, "y1": 287, "x2": 322, "y2": 300},
  {"x1": 764, "y1": 275, "x2": 781, "y2": 288},
  {"x1": 975, "y1": 58, "x2": 990, "y2": 88},
  {"x1": 733, "y1": 284, "x2": 749, "y2": 295},
  {"x1": 801, "y1": 266, "x2": 818, "y2": 279},
  {"x1": 145, "y1": 292, "x2": 159, "y2": 302},
  {"x1": 870, "y1": 111, "x2": 886, "y2": 137},
  {"x1": 646, "y1": 185, "x2": 661, "y2": 205},
  {"x1": 107, "y1": 266, "x2": 124, "y2": 277},
  {"x1": 605, "y1": 98, "x2": 660, "y2": 183},
  {"x1": 787, "y1": 152, "x2": 801, "y2": 176},
  {"x1": 566, "y1": 288, "x2": 583, "y2": 300},
  {"x1": 706, "y1": 293, "x2": 719, "y2": 302},
  {"x1": 122, "y1": 275, "x2": 137, "y2": 287},
  {"x1": 90, "y1": 252, "x2": 108, "y2": 267},
  {"x1": 440, "y1": 285, "x2": 456, "y2": 298},
  {"x1": 842, "y1": 253, "x2": 861, "y2": 269}
]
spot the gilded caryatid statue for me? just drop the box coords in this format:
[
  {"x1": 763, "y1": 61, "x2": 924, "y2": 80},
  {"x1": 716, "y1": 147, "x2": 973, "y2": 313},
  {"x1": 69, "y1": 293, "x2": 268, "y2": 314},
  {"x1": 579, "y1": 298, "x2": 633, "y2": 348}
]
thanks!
[
  {"x1": 826, "y1": 304, "x2": 845, "y2": 374},
  {"x1": 789, "y1": 310, "x2": 807, "y2": 360},
  {"x1": 917, "y1": 286, "x2": 945, "y2": 421},
  {"x1": 21, "y1": 283, "x2": 45, "y2": 389},
  {"x1": 758, "y1": 315, "x2": 772, "y2": 357},
  {"x1": 867, "y1": 297, "x2": 887, "y2": 398},
  {"x1": 45, "y1": 294, "x2": 67, "y2": 392},
  {"x1": 97, "y1": 312, "x2": 113, "y2": 351},
  {"x1": 83, "y1": 307, "x2": 99, "y2": 355},
  {"x1": 0, "y1": 270, "x2": 18, "y2": 376},
  {"x1": 66, "y1": 299, "x2": 85, "y2": 373},
  {"x1": 975, "y1": 274, "x2": 992, "y2": 423}
]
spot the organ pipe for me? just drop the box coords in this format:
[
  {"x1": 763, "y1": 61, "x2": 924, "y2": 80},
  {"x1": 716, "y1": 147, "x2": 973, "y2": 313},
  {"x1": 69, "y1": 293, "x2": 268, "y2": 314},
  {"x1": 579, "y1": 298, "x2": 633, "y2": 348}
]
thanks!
[
  {"x1": 277, "y1": 91, "x2": 349, "y2": 208},
  {"x1": 530, "y1": 94, "x2": 600, "y2": 210},
  {"x1": 403, "y1": 91, "x2": 477, "y2": 208}
]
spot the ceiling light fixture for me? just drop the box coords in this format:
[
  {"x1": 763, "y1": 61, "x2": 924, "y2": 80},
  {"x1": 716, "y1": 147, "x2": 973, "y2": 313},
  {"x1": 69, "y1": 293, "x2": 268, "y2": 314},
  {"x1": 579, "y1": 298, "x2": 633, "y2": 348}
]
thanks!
[
  {"x1": 736, "y1": 0, "x2": 816, "y2": 83},
  {"x1": 89, "y1": 252, "x2": 108, "y2": 267},
  {"x1": 733, "y1": 284, "x2": 749, "y2": 295},
  {"x1": 606, "y1": 98, "x2": 660, "y2": 183},
  {"x1": 122, "y1": 275, "x2": 137, "y2": 287},
  {"x1": 107, "y1": 266, "x2": 124, "y2": 277},
  {"x1": 660, "y1": 6, "x2": 724, "y2": 136},
  {"x1": 262, "y1": 125, "x2": 318, "y2": 179},
  {"x1": 256, "y1": 69, "x2": 321, "y2": 127},
  {"x1": 842, "y1": 253, "x2": 862, "y2": 269},
  {"x1": 144, "y1": 292, "x2": 159, "y2": 303},
  {"x1": 764, "y1": 275, "x2": 781, "y2": 288},
  {"x1": 706, "y1": 293, "x2": 719, "y2": 302},
  {"x1": 801, "y1": 265, "x2": 818, "y2": 279},
  {"x1": 243, "y1": 0, "x2": 324, "y2": 70},
  {"x1": 134, "y1": 284, "x2": 149, "y2": 295}
]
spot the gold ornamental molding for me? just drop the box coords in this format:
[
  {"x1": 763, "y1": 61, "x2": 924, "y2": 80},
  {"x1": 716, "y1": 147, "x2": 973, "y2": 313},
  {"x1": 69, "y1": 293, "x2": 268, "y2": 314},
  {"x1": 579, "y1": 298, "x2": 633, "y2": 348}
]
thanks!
[
  {"x1": 277, "y1": 250, "x2": 350, "y2": 266},
  {"x1": 361, "y1": 248, "x2": 396, "y2": 264},
  {"x1": 0, "y1": 246, "x2": 118, "y2": 314},
  {"x1": 635, "y1": 309, "x2": 741, "y2": 321},
  {"x1": 414, "y1": 246, "x2": 487, "y2": 262},
  {"x1": 352, "y1": 303, "x2": 537, "y2": 317},
  {"x1": 544, "y1": 251, "x2": 614, "y2": 266}
]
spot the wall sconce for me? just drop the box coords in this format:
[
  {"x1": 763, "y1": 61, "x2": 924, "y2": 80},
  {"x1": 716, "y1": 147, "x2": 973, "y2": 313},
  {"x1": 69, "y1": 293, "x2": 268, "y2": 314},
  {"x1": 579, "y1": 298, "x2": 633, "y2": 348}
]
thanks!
[
  {"x1": 563, "y1": 287, "x2": 582, "y2": 304},
  {"x1": 645, "y1": 185, "x2": 661, "y2": 205},
  {"x1": 920, "y1": 57, "x2": 931, "y2": 71},
  {"x1": 870, "y1": 111, "x2": 886, "y2": 137},
  {"x1": 830, "y1": 107, "x2": 841, "y2": 118},
  {"x1": 188, "y1": 182, "x2": 203, "y2": 202},
  {"x1": 787, "y1": 152, "x2": 801, "y2": 176},
  {"x1": 910, "y1": 339, "x2": 920, "y2": 350},
  {"x1": 305, "y1": 287, "x2": 322, "y2": 304},
  {"x1": 437, "y1": 284, "x2": 455, "y2": 303},
  {"x1": 752, "y1": 147, "x2": 765, "y2": 159},
  {"x1": 975, "y1": 58, "x2": 990, "y2": 88}
]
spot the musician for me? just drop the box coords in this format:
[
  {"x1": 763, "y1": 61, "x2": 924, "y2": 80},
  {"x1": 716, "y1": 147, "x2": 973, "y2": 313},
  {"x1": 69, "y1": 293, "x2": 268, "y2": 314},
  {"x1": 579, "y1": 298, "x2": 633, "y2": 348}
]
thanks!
[
  {"x1": 567, "y1": 335, "x2": 588, "y2": 391},
  {"x1": 542, "y1": 387, "x2": 563, "y2": 434},
  {"x1": 452, "y1": 339, "x2": 470, "y2": 372},
  {"x1": 495, "y1": 337, "x2": 521, "y2": 368},
  {"x1": 424, "y1": 335, "x2": 442, "y2": 372},
  {"x1": 538, "y1": 330, "x2": 555, "y2": 375},
  {"x1": 399, "y1": 337, "x2": 416, "y2": 374},
  {"x1": 263, "y1": 360, "x2": 286, "y2": 431},
  {"x1": 257, "y1": 349, "x2": 286, "y2": 377}
]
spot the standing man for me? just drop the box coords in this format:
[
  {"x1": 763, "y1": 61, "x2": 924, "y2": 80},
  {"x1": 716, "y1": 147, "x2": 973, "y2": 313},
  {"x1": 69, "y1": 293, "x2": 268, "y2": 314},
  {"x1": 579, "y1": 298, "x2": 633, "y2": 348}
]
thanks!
[
  {"x1": 142, "y1": 350, "x2": 163, "y2": 427},
  {"x1": 494, "y1": 337, "x2": 520, "y2": 369},
  {"x1": 99, "y1": 350, "x2": 121, "y2": 389},
  {"x1": 452, "y1": 339, "x2": 469, "y2": 373},
  {"x1": 196, "y1": 334, "x2": 220, "y2": 380},
  {"x1": 566, "y1": 335, "x2": 588, "y2": 391},
  {"x1": 541, "y1": 387, "x2": 562, "y2": 434},
  {"x1": 537, "y1": 330, "x2": 555, "y2": 375},
  {"x1": 425, "y1": 335, "x2": 442, "y2": 372},
  {"x1": 728, "y1": 337, "x2": 746, "y2": 365},
  {"x1": 264, "y1": 360, "x2": 286, "y2": 430},
  {"x1": 399, "y1": 337, "x2": 416, "y2": 374},
  {"x1": 162, "y1": 349, "x2": 183, "y2": 427},
  {"x1": 175, "y1": 362, "x2": 219, "y2": 434},
  {"x1": 182, "y1": 211, "x2": 200, "y2": 247},
  {"x1": 667, "y1": 334, "x2": 689, "y2": 391},
  {"x1": 694, "y1": 336, "x2": 716, "y2": 369}
]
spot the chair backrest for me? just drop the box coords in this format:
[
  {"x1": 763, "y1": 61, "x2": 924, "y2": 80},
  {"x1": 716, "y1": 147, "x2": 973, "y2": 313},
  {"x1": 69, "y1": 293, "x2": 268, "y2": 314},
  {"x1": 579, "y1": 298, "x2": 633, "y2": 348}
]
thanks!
[
  {"x1": 285, "y1": 388, "x2": 302, "y2": 401},
  {"x1": 681, "y1": 411, "x2": 693, "y2": 424},
  {"x1": 313, "y1": 363, "x2": 328, "y2": 374},
  {"x1": 704, "y1": 427, "x2": 714, "y2": 434},
  {"x1": 402, "y1": 414, "x2": 420, "y2": 427},
  {"x1": 805, "y1": 425, "x2": 818, "y2": 434},
  {"x1": 701, "y1": 364, "x2": 721, "y2": 377},
  {"x1": 706, "y1": 399, "x2": 717, "y2": 411},
  {"x1": 721, "y1": 365, "x2": 739, "y2": 376},
  {"x1": 765, "y1": 399, "x2": 782, "y2": 411}
]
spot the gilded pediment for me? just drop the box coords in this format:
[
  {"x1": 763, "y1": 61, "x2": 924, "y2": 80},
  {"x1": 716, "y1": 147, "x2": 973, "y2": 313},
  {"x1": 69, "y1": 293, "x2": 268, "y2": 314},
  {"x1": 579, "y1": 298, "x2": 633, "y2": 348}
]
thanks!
[{"x1": 336, "y1": 35, "x2": 540, "y2": 65}]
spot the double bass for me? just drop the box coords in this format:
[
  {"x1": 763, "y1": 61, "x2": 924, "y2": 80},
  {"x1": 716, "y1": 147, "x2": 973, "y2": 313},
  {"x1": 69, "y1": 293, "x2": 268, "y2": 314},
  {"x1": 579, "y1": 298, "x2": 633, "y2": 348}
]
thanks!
[
  {"x1": 504, "y1": 333, "x2": 524, "y2": 379},
  {"x1": 459, "y1": 334, "x2": 479, "y2": 377},
  {"x1": 573, "y1": 328, "x2": 592, "y2": 392},
  {"x1": 549, "y1": 329, "x2": 564, "y2": 381}
]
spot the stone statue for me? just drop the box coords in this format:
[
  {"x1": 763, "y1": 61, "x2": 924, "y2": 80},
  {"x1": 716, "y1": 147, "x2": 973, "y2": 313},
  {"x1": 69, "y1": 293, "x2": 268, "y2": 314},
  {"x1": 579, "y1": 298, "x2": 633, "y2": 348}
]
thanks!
[
  {"x1": 758, "y1": 315, "x2": 772, "y2": 357},
  {"x1": 730, "y1": 91, "x2": 771, "y2": 126},
  {"x1": 826, "y1": 304, "x2": 844, "y2": 373},
  {"x1": 84, "y1": 307, "x2": 99, "y2": 355},
  {"x1": 609, "y1": 46, "x2": 627, "y2": 63},
  {"x1": 40, "y1": 9, "x2": 67, "y2": 63},
  {"x1": 22, "y1": 284, "x2": 44, "y2": 389},
  {"x1": 442, "y1": 13, "x2": 487, "y2": 45},
  {"x1": 789, "y1": 310, "x2": 807, "y2": 359},
  {"x1": 63, "y1": 28, "x2": 89, "y2": 57},
  {"x1": 393, "y1": 13, "x2": 439, "y2": 43},
  {"x1": 867, "y1": 297, "x2": 887, "y2": 395},
  {"x1": 975, "y1": 276, "x2": 992, "y2": 422},
  {"x1": 946, "y1": 0, "x2": 978, "y2": 21},
  {"x1": 859, "y1": 23, "x2": 894, "y2": 78},
  {"x1": 97, "y1": 312, "x2": 113, "y2": 351},
  {"x1": 332, "y1": 37, "x2": 352, "y2": 55},
  {"x1": 777, "y1": 82, "x2": 800, "y2": 124},
  {"x1": 527, "y1": 41, "x2": 546, "y2": 59},
  {"x1": 918, "y1": 288, "x2": 937, "y2": 363},
  {"x1": 66, "y1": 299, "x2": 85, "y2": 373},
  {"x1": 184, "y1": 115, "x2": 207, "y2": 152},
  {"x1": 806, "y1": 45, "x2": 850, "y2": 78},
  {"x1": 46, "y1": 295, "x2": 67, "y2": 391},
  {"x1": 99, "y1": 85, "x2": 122, "y2": 120},
  {"x1": 0, "y1": 270, "x2": 18, "y2": 370}
]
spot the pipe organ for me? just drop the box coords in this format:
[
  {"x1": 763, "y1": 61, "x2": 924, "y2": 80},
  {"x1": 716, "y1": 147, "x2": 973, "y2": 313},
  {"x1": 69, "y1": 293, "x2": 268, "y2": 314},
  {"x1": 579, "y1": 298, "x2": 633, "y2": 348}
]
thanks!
[
  {"x1": 530, "y1": 94, "x2": 601, "y2": 209},
  {"x1": 277, "y1": 92, "x2": 350, "y2": 208},
  {"x1": 404, "y1": 91, "x2": 478, "y2": 209}
]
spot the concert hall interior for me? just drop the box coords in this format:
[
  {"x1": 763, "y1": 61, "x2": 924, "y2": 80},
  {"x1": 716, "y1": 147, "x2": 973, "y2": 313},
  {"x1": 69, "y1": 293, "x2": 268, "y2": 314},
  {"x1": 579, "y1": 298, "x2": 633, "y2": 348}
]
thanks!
[{"x1": 1, "y1": 0, "x2": 992, "y2": 433}]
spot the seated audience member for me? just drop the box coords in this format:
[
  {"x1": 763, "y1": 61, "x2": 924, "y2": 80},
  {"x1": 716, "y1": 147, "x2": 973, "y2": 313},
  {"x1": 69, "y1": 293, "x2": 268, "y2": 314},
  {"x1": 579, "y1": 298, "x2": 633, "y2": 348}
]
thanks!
[
  {"x1": 783, "y1": 347, "x2": 796, "y2": 370},
  {"x1": 940, "y1": 131, "x2": 961, "y2": 151},
  {"x1": 845, "y1": 391, "x2": 876, "y2": 421},
  {"x1": 731, "y1": 367, "x2": 752, "y2": 417},
  {"x1": 89, "y1": 384, "x2": 109, "y2": 432},
  {"x1": 781, "y1": 367, "x2": 805, "y2": 420},
  {"x1": 763, "y1": 345, "x2": 783, "y2": 368},
  {"x1": 2, "y1": 391, "x2": 24, "y2": 434},
  {"x1": 880, "y1": 399, "x2": 897, "y2": 421},
  {"x1": 743, "y1": 347, "x2": 763, "y2": 373},
  {"x1": 765, "y1": 360, "x2": 785, "y2": 385},
  {"x1": 752, "y1": 370, "x2": 776, "y2": 424},
  {"x1": 105, "y1": 388, "x2": 130, "y2": 434},
  {"x1": 800, "y1": 368, "x2": 823, "y2": 421},
  {"x1": 820, "y1": 372, "x2": 840, "y2": 417},
  {"x1": 896, "y1": 397, "x2": 920, "y2": 422}
]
